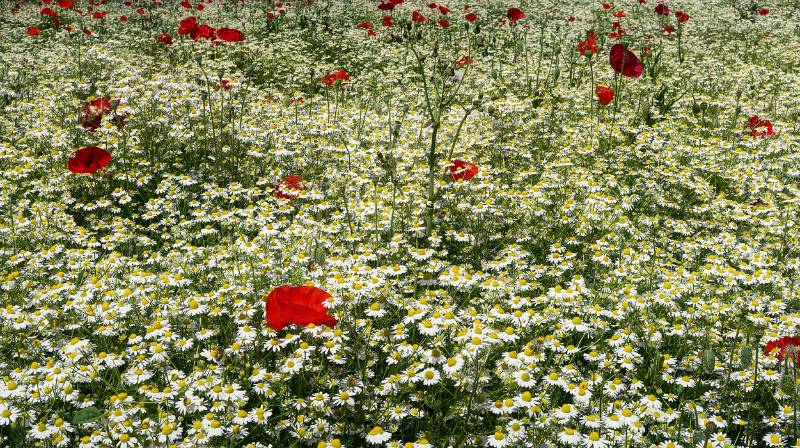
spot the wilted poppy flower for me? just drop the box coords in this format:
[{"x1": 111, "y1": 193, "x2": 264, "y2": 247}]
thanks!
[
  {"x1": 765, "y1": 336, "x2": 800, "y2": 366},
  {"x1": 465, "y1": 12, "x2": 477, "y2": 22},
  {"x1": 609, "y1": 43, "x2": 643, "y2": 78},
  {"x1": 81, "y1": 97, "x2": 112, "y2": 131},
  {"x1": 507, "y1": 7, "x2": 524, "y2": 23},
  {"x1": 217, "y1": 27, "x2": 245, "y2": 42},
  {"x1": 577, "y1": 32, "x2": 597, "y2": 56},
  {"x1": 273, "y1": 175, "x2": 304, "y2": 199},
  {"x1": 68, "y1": 146, "x2": 111, "y2": 173},
  {"x1": 155, "y1": 32, "x2": 173, "y2": 44},
  {"x1": 265, "y1": 285, "x2": 336, "y2": 331},
  {"x1": 27, "y1": 27, "x2": 42, "y2": 36},
  {"x1": 746, "y1": 115, "x2": 774, "y2": 136},
  {"x1": 654, "y1": 3, "x2": 669, "y2": 15},
  {"x1": 675, "y1": 10, "x2": 689, "y2": 22},
  {"x1": 449, "y1": 159, "x2": 479, "y2": 181},
  {"x1": 595, "y1": 85, "x2": 614, "y2": 105}
]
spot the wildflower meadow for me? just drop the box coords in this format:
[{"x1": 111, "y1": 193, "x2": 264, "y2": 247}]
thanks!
[{"x1": 2, "y1": 0, "x2": 800, "y2": 447}]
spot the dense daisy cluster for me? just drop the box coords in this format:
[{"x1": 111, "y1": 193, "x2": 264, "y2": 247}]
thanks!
[{"x1": 2, "y1": 0, "x2": 800, "y2": 447}]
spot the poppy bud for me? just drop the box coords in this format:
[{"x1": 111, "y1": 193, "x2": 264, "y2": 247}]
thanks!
[
  {"x1": 702, "y1": 348, "x2": 715, "y2": 373},
  {"x1": 739, "y1": 345, "x2": 753, "y2": 369}
]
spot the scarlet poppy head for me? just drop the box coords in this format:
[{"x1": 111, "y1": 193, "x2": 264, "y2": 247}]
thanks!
[
  {"x1": 507, "y1": 7, "x2": 524, "y2": 23},
  {"x1": 68, "y1": 146, "x2": 111, "y2": 173},
  {"x1": 449, "y1": 159, "x2": 479, "y2": 181},
  {"x1": 746, "y1": 115, "x2": 774, "y2": 137},
  {"x1": 465, "y1": 12, "x2": 477, "y2": 22},
  {"x1": 654, "y1": 3, "x2": 669, "y2": 15},
  {"x1": 759, "y1": 8, "x2": 768, "y2": 15},
  {"x1": 675, "y1": 11, "x2": 689, "y2": 23},
  {"x1": 609, "y1": 43, "x2": 643, "y2": 78},
  {"x1": 595, "y1": 85, "x2": 614, "y2": 105},
  {"x1": 217, "y1": 27, "x2": 245, "y2": 42},
  {"x1": 274, "y1": 176, "x2": 304, "y2": 199},
  {"x1": 27, "y1": 27, "x2": 42, "y2": 36},
  {"x1": 765, "y1": 336, "x2": 800, "y2": 366},
  {"x1": 265, "y1": 285, "x2": 336, "y2": 331}
]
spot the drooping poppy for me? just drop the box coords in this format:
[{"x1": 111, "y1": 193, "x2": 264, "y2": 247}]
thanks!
[
  {"x1": 595, "y1": 85, "x2": 614, "y2": 105},
  {"x1": 273, "y1": 175, "x2": 304, "y2": 199},
  {"x1": 68, "y1": 146, "x2": 111, "y2": 173},
  {"x1": 746, "y1": 115, "x2": 774, "y2": 137},
  {"x1": 265, "y1": 285, "x2": 336, "y2": 331},
  {"x1": 765, "y1": 336, "x2": 800, "y2": 366},
  {"x1": 609, "y1": 43, "x2": 643, "y2": 78},
  {"x1": 448, "y1": 159, "x2": 479, "y2": 181},
  {"x1": 507, "y1": 7, "x2": 524, "y2": 23},
  {"x1": 217, "y1": 27, "x2": 245, "y2": 42}
]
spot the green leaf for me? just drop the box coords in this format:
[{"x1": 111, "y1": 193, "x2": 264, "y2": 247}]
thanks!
[{"x1": 72, "y1": 407, "x2": 102, "y2": 425}]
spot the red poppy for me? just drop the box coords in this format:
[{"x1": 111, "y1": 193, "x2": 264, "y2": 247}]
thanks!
[
  {"x1": 568, "y1": 15, "x2": 575, "y2": 22},
  {"x1": 177, "y1": 16, "x2": 198, "y2": 35},
  {"x1": 438, "y1": 19, "x2": 449, "y2": 28},
  {"x1": 180, "y1": 0, "x2": 192, "y2": 7},
  {"x1": 27, "y1": 27, "x2": 42, "y2": 36},
  {"x1": 273, "y1": 175, "x2": 304, "y2": 199},
  {"x1": 217, "y1": 27, "x2": 245, "y2": 42},
  {"x1": 321, "y1": 70, "x2": 349, "y2": 87},
  {"x1": 41, "y1": 7, "x2": 58, "y2": 16},
  {"x1": 455, "y1": 55, "x2": 473, "y2": 68},
  {"x1": 56, "y1": 0, "x2": 74, "y2": 8},
  {"x1": 609, "y1": 43, "x2": 642, "y2": 78},
  {"x1": 155, "y1": 32, "x2": 173, "y2": 44},
  {"x1": 68, "y1": 146, "x2": 111, "y2": 173},
  {"x1": 265, "y1": 285, "x2": 336, "y2": 331},
  {"x1": 602, "y1": 2, "x2": 611, "y2": 9},
  {"x1": 412, "y1": 11, "x2": 426, "y2": 23},
  {"x1": 654, "y1": 3, "x2": 669, "y2": 15},
  {"x1": 613, "y1": 10, "x2": 625, "y2": 17},
  {"x1": 449, "y1": 159, "x2": 479, "y2": 181},
  {"x1": 465, "y1": 12, "x2": 477, "y2": 22},
  {"x1": 765, "y1": 336, "x2": 800, "y2": 366},
  {"x1": 438, "y1": 5, "x2": 449, "y2": 14},
  {"x1": 427, "y1": 2, "x2": 437, "y2": 8},
  {"x1": 190, "y1": 24, "x2": 216, "y2": 41},
  {"x1": 675, "y1": 11, "x2": 689, "y2": 22},
  {"x1": 595, "y1": 85, "x2": 614, "y2": 105},
  {"x1": 119, "y1": 15, "x2": 128, "y2": 22},
  {"x1": 577, "y1": 32, "x2": 597, "y2": 56},
  {"x1": 382, "y1": 16, "x2": 393, "y2": 27},
  {"x1": 746, "y1": 115, "x2": 774, "y2": 136},
  {"x1": 759, "y1": 8, "x2": 768, "y2": 15},
  {"x1": 506, "y1": 7, "x2": 524, "y2": 23}
]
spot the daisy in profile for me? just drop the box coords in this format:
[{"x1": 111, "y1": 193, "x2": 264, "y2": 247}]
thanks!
[{"x1": 365, "y1": 426, "x2": 391, "y2": 445}]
